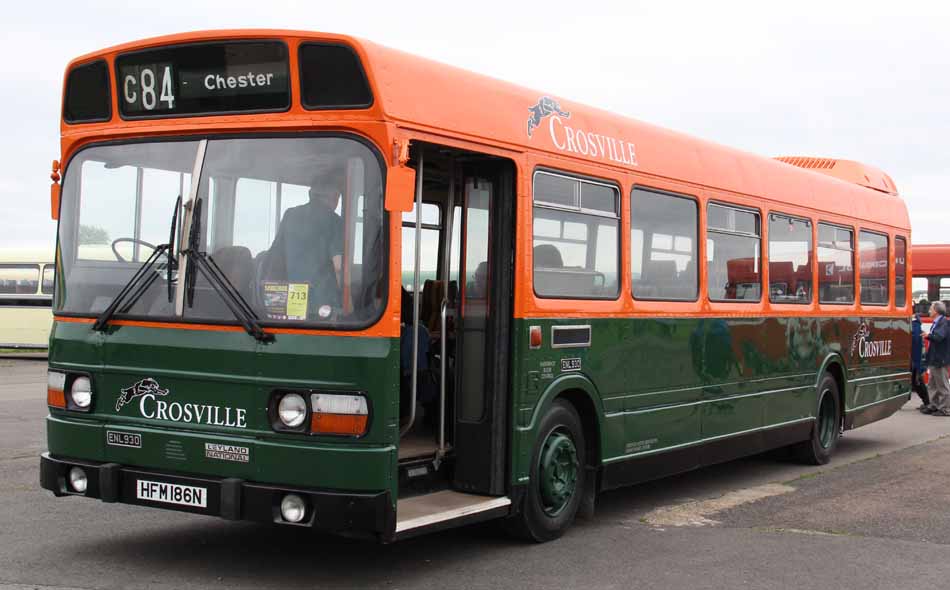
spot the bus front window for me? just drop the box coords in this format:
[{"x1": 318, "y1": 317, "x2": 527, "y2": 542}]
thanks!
[{"x1": 57, "y1": 137, "x2": 386, "y2": 330}]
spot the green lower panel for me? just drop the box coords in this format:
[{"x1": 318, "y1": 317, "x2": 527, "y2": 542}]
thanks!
[
  {"x1": 48, "y1": 321, "x2": 401, "y2": 498},
  {"x1": 622, "y1": 404, "x2": 700, "y2": 455},
  {"x1": 701, "y1": 395, "x2": 763, "y2": 438},
  {"x1": 511, "y1": 314, "x2": 911, "y2": 486}
]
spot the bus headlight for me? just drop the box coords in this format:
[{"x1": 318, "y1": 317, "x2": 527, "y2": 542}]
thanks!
[
  {"x1": 69, "y1": 376, "x2": 93, "y2": 409},
  {"x1": 278, "y1": 393, "x2": 307, "y2": 428},
  {"x1": 68, "y1": 467, "x2": 88, "y2": 493}
]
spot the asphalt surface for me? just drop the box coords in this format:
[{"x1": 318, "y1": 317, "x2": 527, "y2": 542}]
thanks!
[{"x1": 3, "y1": 357, "x2": 950, "y2": 590}]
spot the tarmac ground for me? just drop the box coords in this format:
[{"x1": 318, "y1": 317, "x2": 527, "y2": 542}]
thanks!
[{"x1": 2, "y1": 357, "x2": 949, "y2": 590}]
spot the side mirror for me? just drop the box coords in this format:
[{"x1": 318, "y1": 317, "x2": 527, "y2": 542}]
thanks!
[
  {"x1": 384, "y1": 165, "x2": 416, "y2": 213},
  {"x1": 50, "y1": 159, "x2": 61, "y2": 220}
]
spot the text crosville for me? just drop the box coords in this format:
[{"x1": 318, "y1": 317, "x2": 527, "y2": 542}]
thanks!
[
  {"x1": 548, "y1": 115, "x2": 639, "y2": 167},
  {"x1": 203, "y1": 71, "x2": 276, "y2": 91}
]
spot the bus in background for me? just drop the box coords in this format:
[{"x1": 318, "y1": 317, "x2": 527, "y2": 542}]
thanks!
[
  {"x1": 0, "y1": 249, "x2": 54, "y2": 349},
  {"x1": 911, "y1": 244, "x2": 950, "y2": 330},
  {"x1": 40, "y1": 30, "x2": 911, "y2": 543}
]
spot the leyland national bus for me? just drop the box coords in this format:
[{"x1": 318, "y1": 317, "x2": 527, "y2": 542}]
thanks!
[
  {"x1": 0, "y1": 248, "x2": 54, "y2": 349},
  {"x1": 40, "y1": 30, "x2": 912, "y2": 543}
]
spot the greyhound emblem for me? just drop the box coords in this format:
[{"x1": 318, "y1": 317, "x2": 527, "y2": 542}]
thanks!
[
  {"x1": 116, "y1": 378, "x2": 169, "y2": 411},
  {"x1": 527, "y1": 96, "x2": 571, "y2": 137},
  {"x1": 850, "y1": 322, "x2": 871, "y2": 356}
]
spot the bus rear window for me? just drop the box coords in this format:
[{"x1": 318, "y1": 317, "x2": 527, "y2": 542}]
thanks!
[
  {"x1": 895, "y1": 236, "x2": 907, "y2": 306},
  {"x1": 63, "y1": 60, "x2": 111, "y2": 124},
  {"x1": 299, "y1": 43, "x2": 373, "y2": 110}
]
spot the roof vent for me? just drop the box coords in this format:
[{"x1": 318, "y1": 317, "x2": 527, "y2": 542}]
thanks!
[{"x1": 775, "y1": 156, "x2": 898, "y2": 196}]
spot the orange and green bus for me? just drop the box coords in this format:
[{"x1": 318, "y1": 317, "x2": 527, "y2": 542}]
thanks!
[{"x1": 41, "y1": 30, "x2": 911, "y2": 542}]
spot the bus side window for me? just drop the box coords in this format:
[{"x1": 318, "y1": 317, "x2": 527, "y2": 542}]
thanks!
[
  {"x1": 858, "y1": 230, "x2": 889, "y2": 306},
  {"x1": 631, "y1": 187, "x2": 698, "y2": 301},
  {"x1": 707, "y1": 203, "x2": 761, "y2": 302},
  {"x1": 768, "y1": 214, "x2": 813, "y2": 304},
  {"x1": 532, "y1": 171, "x2": 620, "y2": 299}
]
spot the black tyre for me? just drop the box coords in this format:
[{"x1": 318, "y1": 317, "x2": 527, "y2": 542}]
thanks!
[
  {"x1": 792, "y1": 373, "x2": 841, "y2": 465},
  {"x1": 506, "y1": 400, "x2": 586, "y2": 542}
]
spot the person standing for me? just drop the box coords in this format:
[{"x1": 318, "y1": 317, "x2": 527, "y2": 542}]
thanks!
[
  {"x1": 265, "y1": 168, "x2": 345, "y2": 318},
  {"x1": 912, "y1": 313, "x2": 930, "y2": 409},
  {"x1": 922, "y1": 301, "x2": 950, "y2": 416}
]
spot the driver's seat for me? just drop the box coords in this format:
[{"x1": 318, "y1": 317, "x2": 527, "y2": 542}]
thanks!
[{"x1": 209, "y1": 246, "x2": 254, "y2": 300}]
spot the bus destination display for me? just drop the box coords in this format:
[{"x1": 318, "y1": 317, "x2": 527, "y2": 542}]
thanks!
[{"x1": 116, "y1": 41, "x2": 289, "y2": 117}]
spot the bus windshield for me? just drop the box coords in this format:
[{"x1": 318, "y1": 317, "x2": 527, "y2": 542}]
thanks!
[{"x1": 57, "y1": 136, "x2": 386, "y2": 329}]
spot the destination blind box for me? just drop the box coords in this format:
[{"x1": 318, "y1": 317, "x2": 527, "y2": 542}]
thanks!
[{"x1": 115, "y1": 41, "x2": 291, "y2": 118}]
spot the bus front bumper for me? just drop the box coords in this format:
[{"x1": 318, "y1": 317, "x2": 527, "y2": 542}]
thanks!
[{"x1": 40, "y1": 453, "x2": 393, "y2": 540}]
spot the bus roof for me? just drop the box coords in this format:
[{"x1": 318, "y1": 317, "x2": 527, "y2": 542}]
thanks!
[
  {"x1": 64, "y1": 29, "x2": 910, "y2": 232},
  {"x1": 912, "y1": 244, "x2": 950, "y2": 276}
]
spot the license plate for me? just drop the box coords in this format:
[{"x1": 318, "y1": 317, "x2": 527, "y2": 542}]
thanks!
[
  {"x1": 135, "y1": 479, "x2": 207, "y2": 508},
  {"x1": 107, "y1": 431, "x2": 142, "y2": 448}
]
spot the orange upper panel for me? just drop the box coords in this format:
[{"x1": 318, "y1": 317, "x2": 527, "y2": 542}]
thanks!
[
  {"x1": 60, "y1": 28, "x2": 911, "y2": 233},
  {"x1": 912, "y1": 244, "x2": 950, "y2": 276}
]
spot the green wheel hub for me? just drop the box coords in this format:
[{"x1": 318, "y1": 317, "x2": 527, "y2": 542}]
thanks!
[
  {"x1": 538, "y1": 427, "x2": 579, "y2": 517},
  {"x1": 817, "y1": 389, "x2": 836, "y2": 449}
]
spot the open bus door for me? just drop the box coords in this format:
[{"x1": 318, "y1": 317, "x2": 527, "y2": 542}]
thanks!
[{"x1": 451, "y1": 163, "x2": 515, "y2": 496}]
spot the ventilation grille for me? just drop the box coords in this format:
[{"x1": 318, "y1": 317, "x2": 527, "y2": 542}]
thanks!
[
  {"x1": 774, "y1": 156, "x2": 899, "y2": 196},
  {"x1": 775, "y1": 156, "x2": 837, "y2": 170}
]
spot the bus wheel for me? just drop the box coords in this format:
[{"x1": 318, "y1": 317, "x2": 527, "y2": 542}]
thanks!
[
  {"x1": 793, "y1": 373, "x2": 841, "y2": 465},
  {"x1": 507, "y1": 400, "x2": 586, "y2": 542}
]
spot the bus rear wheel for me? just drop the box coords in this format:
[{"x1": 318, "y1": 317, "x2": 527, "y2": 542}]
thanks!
[
  {"x1": 792, "y1": 373, "x2": 841, "y2": 465},
  {"x1": 506, "y1": 399, "x2": 586, "y2": 542}
]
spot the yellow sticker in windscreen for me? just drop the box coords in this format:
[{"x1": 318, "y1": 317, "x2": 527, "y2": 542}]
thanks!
[
  {"x1": 263, "y1": 282, "x2": 309, "y2": 320},
  {"x1": 286, "y1": 283, "x2": 309, "y2": 320}
]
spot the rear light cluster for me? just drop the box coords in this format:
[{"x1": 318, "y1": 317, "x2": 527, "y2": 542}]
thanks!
[
  {"x1": 47, "y1": 371, "x2": 94, "y2": 412},
  {"x1": 272, "y1": 391, "x2": 369, "y2": 437}
]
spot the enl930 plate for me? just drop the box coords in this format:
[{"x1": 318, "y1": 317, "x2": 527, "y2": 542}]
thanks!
[{"x1": 106, "y1": 430, "x2": 142, "y2": 448}]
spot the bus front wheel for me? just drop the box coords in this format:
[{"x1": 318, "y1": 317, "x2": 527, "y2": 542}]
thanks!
[
  {"x1": 792, "y1": 373, "x2": 841, "y2": 465},
  {"x1": 507, "y1": 399, "x2": 587, "y2": 542}
]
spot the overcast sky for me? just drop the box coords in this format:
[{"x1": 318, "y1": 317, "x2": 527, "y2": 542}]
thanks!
[{"x1": 2, "y1": 0, "x2": 948, "y2": 251}]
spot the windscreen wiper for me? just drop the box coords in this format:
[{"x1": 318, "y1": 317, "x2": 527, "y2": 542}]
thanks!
[
  {"x1": 114, "y1": 195, "x2": 182, "y2": 314},
  {"x1": 92, "y1": 244, "x2": 171, "y2": 332},
  {"x1": 181, "y1": 198, "x2": 274, "y2": 343},
  {"x1": 92, "y1": 197, "x2": 181, "y2": 332}
]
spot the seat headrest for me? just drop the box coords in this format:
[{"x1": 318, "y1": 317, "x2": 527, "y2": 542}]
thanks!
[
  {"x1": 534, "y1": 244, "x2": 564, "y2": 268},
  {"x1": 644, "y1": 259, "x2": 677, "y2": 281}
]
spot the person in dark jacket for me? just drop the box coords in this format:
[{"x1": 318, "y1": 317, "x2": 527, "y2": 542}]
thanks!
[
  {"x1": 923, "y1": 301, "x2": 950, "y2": 416},
  {"x1": 912, "y1": 313, "x2": 930, "y2": 408}
]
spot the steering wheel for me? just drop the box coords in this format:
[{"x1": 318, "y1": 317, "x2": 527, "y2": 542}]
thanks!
[{"x1": 111, "y1": 237, "x2": 158, "y2": 262}]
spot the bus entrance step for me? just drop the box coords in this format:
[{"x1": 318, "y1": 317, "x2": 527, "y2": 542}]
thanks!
[{"x1": 394, "y1": 490, "x2": 511, "y2": 539}]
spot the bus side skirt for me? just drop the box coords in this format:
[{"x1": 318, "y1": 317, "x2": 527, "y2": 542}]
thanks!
[{"x1": 599, "y1": 419, "x2": 813, "y2": 492}]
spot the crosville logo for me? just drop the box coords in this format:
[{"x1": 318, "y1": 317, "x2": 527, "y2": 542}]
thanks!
[
  {"x1": 116, "y1": 378, "x2": 247, "y2": 429},
  {"x1": 116, "y1": 378, "x2": 168, "y2": 411},
  {"x1": 527, "y1": 96, "x2": 571, "y2": 137},
  {"x1": 851, "y1": 322, "x2": 893, "y2": 359},
  {"x1": 526, "y1": 96, "x2": 639, "y2": 168}
]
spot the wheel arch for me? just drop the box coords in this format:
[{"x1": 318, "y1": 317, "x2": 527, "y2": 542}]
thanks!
[
  {"x1": 528, "y1": 373, "x2": 604, "y2": 468},
  {"x1": 817, "y1": 353, "x2": 847, "y2": 418}
]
